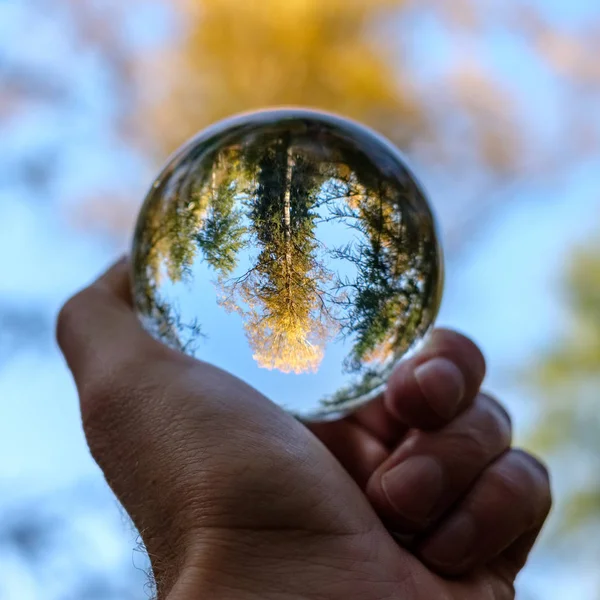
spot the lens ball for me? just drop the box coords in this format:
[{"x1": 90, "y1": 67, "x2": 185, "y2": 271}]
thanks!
[{"x1": 131, "y1": 109, "x2": 443, "y2": 421}]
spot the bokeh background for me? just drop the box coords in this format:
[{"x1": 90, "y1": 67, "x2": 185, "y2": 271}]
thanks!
[{"x1": 1, "y1": 1, "x2": 600, "y2": 598}]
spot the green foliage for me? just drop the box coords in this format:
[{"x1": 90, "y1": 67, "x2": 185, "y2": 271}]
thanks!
[
  {"x1": 196, "y1": 155, "x2": 247, "y2": 277},
  {"x1": 527, "y1": 244, "x2": 600, "y2": 541},
  {"x1": 328, "y1": 184, "x2": 439, "y2": 372},
  {"x1": 561, "y1": 489, "x2": 600, "y2": 533}
]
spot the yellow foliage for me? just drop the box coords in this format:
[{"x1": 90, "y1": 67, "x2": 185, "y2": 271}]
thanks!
[
  {"x1": 144, "y1": 0, "x2": 424, "y2": 155},
  {"x1": 248, "y1": 311, "x2": 327, "y2": 375}
]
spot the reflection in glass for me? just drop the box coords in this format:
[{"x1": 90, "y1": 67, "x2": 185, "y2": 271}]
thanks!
[{"x1": 132, "y1": 109, "x2": 443, "y2": 421}]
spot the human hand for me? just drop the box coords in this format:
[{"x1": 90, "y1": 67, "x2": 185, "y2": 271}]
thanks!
[
  {"x1": 57, "y1": 258, "x2": 551, "y2": 600},
  {"x1": 311, "y1": 329, "x2": 551, "y2": 583}
]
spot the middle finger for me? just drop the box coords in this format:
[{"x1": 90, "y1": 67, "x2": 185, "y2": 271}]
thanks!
[{"x1": 366, "y1": 392, "x2": 512, "y2": 534}]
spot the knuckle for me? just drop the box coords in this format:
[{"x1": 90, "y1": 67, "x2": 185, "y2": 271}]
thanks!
[
  {"x1": 460, "y1": 337, "x2": 487, "y2": 381},
  {"x1": 79, "y1": 358, "x2": 151, "y2": 429},
  {"x1": 444, "y1": 394, "x2": 512, "y2": 462},
  {"x1": 478, "y1": 393, "x2": 513, "y2": 446},
  {"x1": 514, "y1": 448, "x2": 550, "y2": 481},
  {"x1": 487, "y1": 464, "x2": 530, "y2": 505},
  {"x1": 79, "y1": 360, "x2": 165, "y2": 436},
  {"x1": 487, "y1": 450, "x2": 552, "y2": 524},
  {"x1": 78, "y1": 371, "x2": 144, "y2": 470},
  {"x1": 481, "y1": 392, "x2": 512, "y2": 428},
  {"x1": 512, "y1": 449, "x2": 553, "y2": 515}
]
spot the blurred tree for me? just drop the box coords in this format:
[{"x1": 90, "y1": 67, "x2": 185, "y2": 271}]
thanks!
[
  {"x1": 525, "y1": 244, "x2": 600, "y2": 569},
  {"x1": 134, "y1": 0, "x2": 600, "y2": 240},
  {"x1": 3, "y1": 0, "x2": 600, "y2": 598},
  {"x1": 4, "y1": 0, "x2": 600, "y2": 344}
]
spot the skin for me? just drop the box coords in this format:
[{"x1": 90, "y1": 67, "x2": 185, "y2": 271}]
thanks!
[{"x1": 56, "y1": 258, "x2": 552, "y2": 600}]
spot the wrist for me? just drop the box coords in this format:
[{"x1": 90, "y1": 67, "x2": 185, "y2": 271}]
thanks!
[
  {"x1": 162, "y1": 529, "x2": 395, "y2": 600},
  {"x1": 163, "y1": 531, "x2": 332, "y2": 600}
]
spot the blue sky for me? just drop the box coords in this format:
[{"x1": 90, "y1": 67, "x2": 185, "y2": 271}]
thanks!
[
  {"x1": 3, "y1": 169, "x2": 599, "y2": 599},
  {"x1": 2, "y1": 158, "x2": 598, "y2": 600},
  {"x1": 1, "y1": 1, "x2": 600, "y2": 598}
]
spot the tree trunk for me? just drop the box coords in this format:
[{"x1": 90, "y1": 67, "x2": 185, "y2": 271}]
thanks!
[
  {"x1": 282, "y1": 144, "x2": 294, "y2": 302},
  {"x1": 283, "y1": 144, "x2": 293, "y2": 265}
]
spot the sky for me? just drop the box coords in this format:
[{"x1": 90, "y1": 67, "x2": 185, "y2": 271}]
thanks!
[
  {"x1": 1, "y1": 1, "x2": 599, "y2": 598},
  {"x1": 2, "y1": 157, "x2": 598, "y2": 600}
]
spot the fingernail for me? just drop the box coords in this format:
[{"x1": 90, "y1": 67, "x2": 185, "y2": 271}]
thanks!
[
  {"x1": 381, "y1": 456, "x2": 444, "y2": 523},
  {"x1": 420, "y1": 513, "x2": 475, "y2": 567},
  {"x1": 414, "y1": 357, "x2": 464, "y2": 419}
]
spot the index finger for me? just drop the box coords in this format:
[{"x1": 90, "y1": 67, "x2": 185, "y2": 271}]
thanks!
[
  {"x1": 383, "y1": 328, "x2": 486, "y2": 431},
  {"x1": 349, "y1": 329, "x2": 486, "y2": 447}
]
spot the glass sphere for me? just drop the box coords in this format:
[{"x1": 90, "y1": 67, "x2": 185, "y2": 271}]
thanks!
[{"x1": 131, "y1": 109, "x2": 443, "y2": 422}]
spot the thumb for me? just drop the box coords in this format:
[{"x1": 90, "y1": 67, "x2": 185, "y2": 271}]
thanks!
[{"x1": 56, "y1": 257, "x2": 169, "y2": 391}]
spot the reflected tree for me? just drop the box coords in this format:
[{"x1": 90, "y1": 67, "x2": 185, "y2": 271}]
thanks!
[
  {"x1": 195, "y1": 149, "x2": 248, "y2": 278},
  {"x1": 323, "y1": 164, "x2": 439, "y2": 373},
  {"x1": 135, "y1": 129, "x2": 439, "y2": 380},
  {"x1": 219, "y1": 137, "x2": 339, "y2": 374},
  {"x1": 133, "y1": 150, "x2": 250, "y2": 352},
  {"x1": 133, "y1": 160, "x2": 207, "y2": 352}
]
